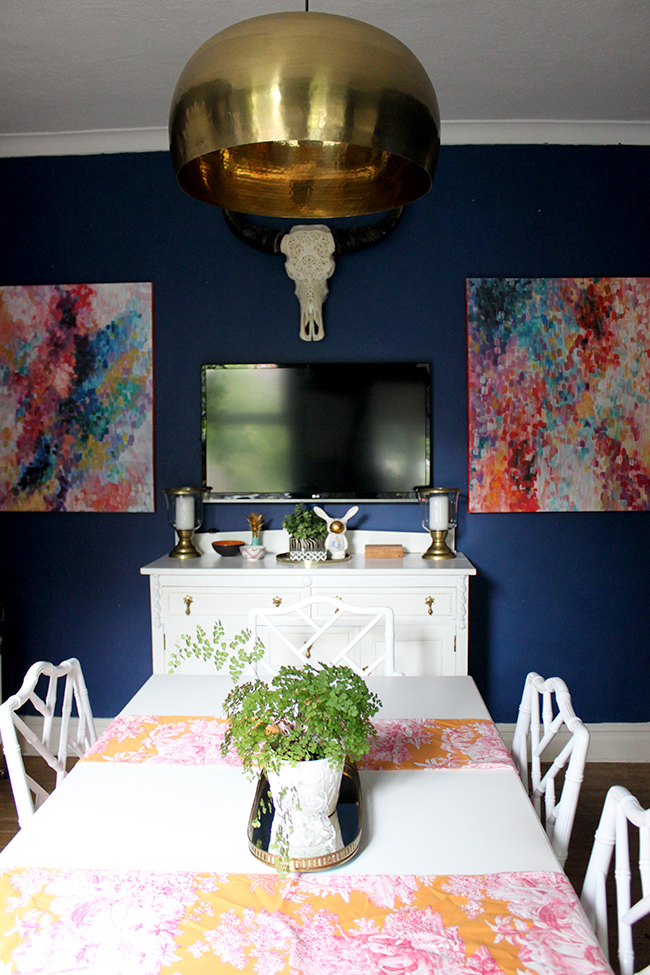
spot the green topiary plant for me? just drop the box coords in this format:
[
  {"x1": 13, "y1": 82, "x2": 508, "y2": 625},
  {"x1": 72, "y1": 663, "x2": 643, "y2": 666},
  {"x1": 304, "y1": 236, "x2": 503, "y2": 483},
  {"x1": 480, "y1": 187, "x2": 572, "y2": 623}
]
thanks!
[
  {"x1": 221, "y1": 663, "x2": 381, "y2": 777},
  {"x1": 282, "y1": 502, "x2": 328, "y2": 541}
]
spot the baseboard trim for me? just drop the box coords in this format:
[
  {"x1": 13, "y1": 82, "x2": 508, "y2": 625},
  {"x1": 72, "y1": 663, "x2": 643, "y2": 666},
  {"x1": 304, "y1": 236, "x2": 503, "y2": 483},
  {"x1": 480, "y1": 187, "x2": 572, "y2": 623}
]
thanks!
[
  {"x1": 498, "y1": 722, "x2": 650, "y2": 763},
  {"x1": 15, "y1": 716, "x2": 650, "y2": 762}
]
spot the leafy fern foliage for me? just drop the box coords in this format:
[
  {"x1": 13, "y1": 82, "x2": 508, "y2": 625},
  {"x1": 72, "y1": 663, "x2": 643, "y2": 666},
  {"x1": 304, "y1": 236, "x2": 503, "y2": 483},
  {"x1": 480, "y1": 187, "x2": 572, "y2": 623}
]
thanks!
[{"x1": 167, "y1": 621, "x2": 264, "y2": 682}]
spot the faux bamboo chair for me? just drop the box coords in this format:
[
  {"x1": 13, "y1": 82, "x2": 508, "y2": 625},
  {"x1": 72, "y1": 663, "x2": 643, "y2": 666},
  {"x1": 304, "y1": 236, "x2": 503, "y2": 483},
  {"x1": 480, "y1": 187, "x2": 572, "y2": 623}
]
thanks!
[
  {"x1": 581, "y1": 785, "x2": 650, "y2": 975},
  {"x1": 511, "y1": 671, "x2": 590, "y2": 867},
  {"x1": 0, "y1": 657, "x2": 97, "y2": 827},
  {"x1": 248, "y1": 595, "x2": 399, "y2": 677}
]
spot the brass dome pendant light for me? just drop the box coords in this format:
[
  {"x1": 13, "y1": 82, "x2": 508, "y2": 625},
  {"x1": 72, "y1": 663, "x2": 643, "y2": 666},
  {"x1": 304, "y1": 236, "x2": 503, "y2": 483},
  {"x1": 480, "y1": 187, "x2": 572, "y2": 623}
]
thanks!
[{"x1": 169, "y1": 10, "x2": 440, "y2": 218}]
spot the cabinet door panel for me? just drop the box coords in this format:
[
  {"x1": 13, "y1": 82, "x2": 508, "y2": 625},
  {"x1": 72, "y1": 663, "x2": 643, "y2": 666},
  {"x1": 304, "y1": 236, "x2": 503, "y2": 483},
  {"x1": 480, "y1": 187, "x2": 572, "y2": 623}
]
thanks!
[
  {"x1": 162, "y1": 619, "x2": 369, "y2": 674},
  {"x1": 254, "y1": 623, "x2": 366, "y2": 671},
  {"x1": 392, "y1": 623, "x2": 456, "y2": 676}
]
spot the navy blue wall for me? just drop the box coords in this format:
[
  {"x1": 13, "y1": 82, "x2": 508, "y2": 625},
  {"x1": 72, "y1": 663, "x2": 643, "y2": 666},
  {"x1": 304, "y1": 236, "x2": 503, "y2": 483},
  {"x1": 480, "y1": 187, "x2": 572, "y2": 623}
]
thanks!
[{"x1": 1, "y1": 145, "x2": 649, "y2": 722}]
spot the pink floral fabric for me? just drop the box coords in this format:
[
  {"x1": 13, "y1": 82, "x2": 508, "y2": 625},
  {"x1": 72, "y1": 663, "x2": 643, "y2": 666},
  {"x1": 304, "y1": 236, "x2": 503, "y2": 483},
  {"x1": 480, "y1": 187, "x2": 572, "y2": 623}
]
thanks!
[
  {"x1": 362, "y1": 719, "x2": 515, "y2": 770},
  {"x1": 0, "y1": 868, "x2": 611, "y2": 974},
  {"x1": 84, "y1": 716, "x2": 515, "y2": 770},
  {"x1": 83, "y1": 715, "x2": 243, "y2": 766}
]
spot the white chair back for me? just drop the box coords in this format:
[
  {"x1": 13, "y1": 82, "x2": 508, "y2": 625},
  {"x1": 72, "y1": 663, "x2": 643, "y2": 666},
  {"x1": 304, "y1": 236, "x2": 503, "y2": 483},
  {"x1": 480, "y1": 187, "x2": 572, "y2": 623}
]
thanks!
[
  {"x1": 581, "y1": 785, "x2": 650, "y2": 975},
  {"x1": 511, "y1": 671, "x2": 590, "y2": 867},
  {"x1": 248, "y1": 595, "x2": 399, "y2": 677},
  {"x1": 0, "y1": 657, "x2": 97, "y2": 827}
]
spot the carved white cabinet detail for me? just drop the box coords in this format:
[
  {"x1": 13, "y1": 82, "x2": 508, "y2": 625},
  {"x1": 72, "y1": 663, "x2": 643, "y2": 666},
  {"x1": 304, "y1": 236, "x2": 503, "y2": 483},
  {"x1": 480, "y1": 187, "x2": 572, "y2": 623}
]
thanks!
[{"x1": 141, "y1": 550, "x2": 476, "y2": 677}]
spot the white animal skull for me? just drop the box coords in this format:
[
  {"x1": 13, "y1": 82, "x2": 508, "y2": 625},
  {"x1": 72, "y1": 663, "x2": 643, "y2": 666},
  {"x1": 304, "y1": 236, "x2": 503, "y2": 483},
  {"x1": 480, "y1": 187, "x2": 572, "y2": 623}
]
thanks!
[
  {"x1": 280, "y1": 225, "x2": 336, "y2": 342},
  {"x1": 223, "y1": 208, "x2": 404, "y2": 344}
]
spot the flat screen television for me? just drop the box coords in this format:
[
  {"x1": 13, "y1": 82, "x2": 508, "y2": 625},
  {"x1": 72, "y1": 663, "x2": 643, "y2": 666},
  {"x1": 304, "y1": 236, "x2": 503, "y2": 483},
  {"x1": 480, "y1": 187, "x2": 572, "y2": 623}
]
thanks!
[{"x1": 202, "y1": 363, "x2": 431, "y2": 501}]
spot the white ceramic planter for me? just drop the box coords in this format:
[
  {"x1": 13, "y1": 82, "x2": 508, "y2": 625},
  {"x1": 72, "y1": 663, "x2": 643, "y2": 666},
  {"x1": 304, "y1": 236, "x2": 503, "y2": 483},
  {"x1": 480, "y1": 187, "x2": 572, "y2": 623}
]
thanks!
[
  {"x1": 268, "y1": 756, "x2": 343, "y2": 817},
  {"x1": 267, "y1": 757, "x2": 344, "y2": 860}
]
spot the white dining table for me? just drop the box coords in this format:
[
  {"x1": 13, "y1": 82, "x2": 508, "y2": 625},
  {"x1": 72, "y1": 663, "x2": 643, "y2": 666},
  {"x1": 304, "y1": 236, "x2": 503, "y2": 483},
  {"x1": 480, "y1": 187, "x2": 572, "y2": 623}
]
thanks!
[
  {"x1": 0, "y1": 675, "x2": 558, "y2": 877},
  {"x1": 0, "y1": 674, "x2": 614, "y2": 975},
  {"x1": 122, "y1": 674, "x2": 494, "y2": 720}
]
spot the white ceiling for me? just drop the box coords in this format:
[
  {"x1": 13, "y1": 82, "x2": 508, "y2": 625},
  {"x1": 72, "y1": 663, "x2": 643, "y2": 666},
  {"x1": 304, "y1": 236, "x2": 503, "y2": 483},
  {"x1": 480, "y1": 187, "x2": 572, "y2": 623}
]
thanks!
[{"x1": 2, "y1": 0, "x2": 650, "y2": 156}]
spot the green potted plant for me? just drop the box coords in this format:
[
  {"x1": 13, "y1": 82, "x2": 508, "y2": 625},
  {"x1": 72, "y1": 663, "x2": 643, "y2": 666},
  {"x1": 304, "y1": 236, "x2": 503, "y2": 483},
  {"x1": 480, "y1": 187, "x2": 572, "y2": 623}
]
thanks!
[
  {"x1": 221, "y1": 662, "x2": 380, "y2": 778},
  {"x1": 168, "y1": 621, "x2": 381, "y2": 869},
  {"x1": 282, "y1": 502, "x2": 328, "y2": 561},
  {"x1": 168, "y1": 628, "x2": 381, "y2": 778},
  {"x1": 222, "y1": 662, "x2": 381, "y2": 868}
]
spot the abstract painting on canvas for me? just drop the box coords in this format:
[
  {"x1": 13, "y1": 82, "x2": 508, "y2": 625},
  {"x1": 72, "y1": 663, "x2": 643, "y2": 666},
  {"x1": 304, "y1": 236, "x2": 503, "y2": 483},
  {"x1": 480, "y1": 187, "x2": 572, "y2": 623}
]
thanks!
[
  {"x1": 467, "y1": 277, "x2": 650, "y2": 512},
  {"x1": 0, "y1": 283, "x2": 153, "y2": 512}
]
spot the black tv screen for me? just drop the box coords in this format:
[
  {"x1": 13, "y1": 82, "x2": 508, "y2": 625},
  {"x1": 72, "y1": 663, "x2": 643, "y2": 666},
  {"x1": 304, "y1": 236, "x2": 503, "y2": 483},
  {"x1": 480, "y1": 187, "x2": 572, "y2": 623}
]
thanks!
[{"x1": 202, "y1": 363, "x2": 430, "y2": 501}]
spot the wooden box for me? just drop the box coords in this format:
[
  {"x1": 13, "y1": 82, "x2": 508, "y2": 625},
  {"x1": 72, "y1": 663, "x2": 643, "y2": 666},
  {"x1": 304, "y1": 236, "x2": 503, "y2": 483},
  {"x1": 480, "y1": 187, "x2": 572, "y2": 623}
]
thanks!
[{"x1": 364, "y1": 544, "x2": 404, "y2": 559}]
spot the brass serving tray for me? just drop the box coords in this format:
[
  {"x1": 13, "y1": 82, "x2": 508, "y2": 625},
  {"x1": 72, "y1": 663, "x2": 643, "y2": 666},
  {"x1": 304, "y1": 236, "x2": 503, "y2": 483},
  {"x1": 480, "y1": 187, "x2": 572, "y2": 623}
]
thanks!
[
  {"x1": 276, "y1": 553, "x2": 351, "y2": 565},
  {"x1": 247, "y1": 761, "x2": 362, "y2": 872}
]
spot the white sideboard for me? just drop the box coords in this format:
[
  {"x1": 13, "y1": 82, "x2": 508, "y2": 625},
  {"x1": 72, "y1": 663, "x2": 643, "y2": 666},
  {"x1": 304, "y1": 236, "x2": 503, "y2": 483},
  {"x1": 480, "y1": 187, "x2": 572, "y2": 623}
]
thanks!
[{"x1": 141, "y1": 531, "x2": 476, "y2": 677}]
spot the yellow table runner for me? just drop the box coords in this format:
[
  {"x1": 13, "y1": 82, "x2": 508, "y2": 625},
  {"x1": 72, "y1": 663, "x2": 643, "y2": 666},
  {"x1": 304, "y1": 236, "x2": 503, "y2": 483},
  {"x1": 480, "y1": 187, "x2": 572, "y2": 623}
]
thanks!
[
  {"x1": 0, "y1": 868, "x2": 610, "y2": 975},
  {"x1": 83, "y1": 715, "x2": 515, "y2": 770}
]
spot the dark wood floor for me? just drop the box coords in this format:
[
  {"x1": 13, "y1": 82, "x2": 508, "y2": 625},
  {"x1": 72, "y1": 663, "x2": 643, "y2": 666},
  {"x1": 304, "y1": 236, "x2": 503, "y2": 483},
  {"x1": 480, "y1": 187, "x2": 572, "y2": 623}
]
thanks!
[{"x1": 1, "y1": 759, "x2": 649, "y2": 973}]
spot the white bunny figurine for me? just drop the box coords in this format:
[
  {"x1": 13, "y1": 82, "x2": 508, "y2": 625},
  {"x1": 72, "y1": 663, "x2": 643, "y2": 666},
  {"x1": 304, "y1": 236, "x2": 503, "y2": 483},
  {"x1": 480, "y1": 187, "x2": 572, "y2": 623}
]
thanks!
[{"x1": 313, "y1": 505, "x2": 359, "y2": 560}]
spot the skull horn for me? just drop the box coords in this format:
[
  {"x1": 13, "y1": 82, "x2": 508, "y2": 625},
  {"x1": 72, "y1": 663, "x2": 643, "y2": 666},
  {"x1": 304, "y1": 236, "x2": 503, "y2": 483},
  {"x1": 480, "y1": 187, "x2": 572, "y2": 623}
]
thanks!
[
  {"x1": 331, "y1": 207, "x2": 405, "y2": 254},
  {"x1": 222, "y1": 207, "x2": 404, "y2": 255},
  {"x1": 221, "y1": 210, "x2": 285, "y2": 254}
]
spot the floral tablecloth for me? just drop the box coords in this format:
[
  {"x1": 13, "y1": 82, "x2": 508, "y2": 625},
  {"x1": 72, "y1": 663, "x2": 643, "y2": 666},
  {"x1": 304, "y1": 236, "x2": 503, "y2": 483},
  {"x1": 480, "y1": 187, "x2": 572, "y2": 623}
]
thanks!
[
  {"x1": 83, "y1": 716, "x2": 515, "y2": 771},
  {"x1": 0, "y1": 868, "x2": 611, "y2": 975}
]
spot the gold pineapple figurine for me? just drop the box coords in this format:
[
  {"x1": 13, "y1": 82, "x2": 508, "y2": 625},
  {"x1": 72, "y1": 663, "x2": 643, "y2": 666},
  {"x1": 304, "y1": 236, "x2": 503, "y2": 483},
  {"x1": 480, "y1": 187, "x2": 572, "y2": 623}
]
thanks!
[{"x1": 247, "y1": 512, "x2": 264, "y2": 545}]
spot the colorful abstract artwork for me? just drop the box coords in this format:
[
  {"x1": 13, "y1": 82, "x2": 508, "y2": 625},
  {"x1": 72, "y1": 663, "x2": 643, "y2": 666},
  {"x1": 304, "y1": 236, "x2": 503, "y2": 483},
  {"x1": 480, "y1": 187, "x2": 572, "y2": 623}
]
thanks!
[
  {"x1": 467, "y1": 277, "x2": 650, "y2": 512},
  {"x1": 0, "y1": 283, "x2": 154, "y2": 512}
]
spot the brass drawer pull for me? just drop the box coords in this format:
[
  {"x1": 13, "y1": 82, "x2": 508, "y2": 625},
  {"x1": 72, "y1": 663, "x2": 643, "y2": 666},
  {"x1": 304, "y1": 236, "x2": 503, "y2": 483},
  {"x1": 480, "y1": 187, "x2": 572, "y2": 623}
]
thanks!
[
  {"x1": 184, "y1": 595, "x2": 193, "y2": 616},
  {"x1": 272, "y1": 596, "x2": 283, "y2": 607},
  {"x1": 425, "y1": 596, "x2": 435, "y2": 615}
]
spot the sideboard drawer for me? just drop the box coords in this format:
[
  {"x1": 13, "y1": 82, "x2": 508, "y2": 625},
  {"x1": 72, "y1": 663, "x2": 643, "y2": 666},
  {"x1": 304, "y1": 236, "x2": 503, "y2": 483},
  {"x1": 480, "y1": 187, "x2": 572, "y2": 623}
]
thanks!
[
  {"x1": 310, "y1": 587, "x2": 455, "y2": 620},
  {"x1": 164, "y1": 587, "x2": 305, "y2": 618}
]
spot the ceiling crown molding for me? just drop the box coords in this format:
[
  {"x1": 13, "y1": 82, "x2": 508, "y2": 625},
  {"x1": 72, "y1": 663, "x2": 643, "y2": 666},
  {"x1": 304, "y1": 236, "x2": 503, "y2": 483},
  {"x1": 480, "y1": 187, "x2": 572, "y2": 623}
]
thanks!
[
  {"x1": 442, "y1": 121, "x2": 650, "y2": 145},
  {"x1": 0, "y1": 121, "x2": 649, "y2": 158},
  {"x1": 0, "y1": 127, "x2": 168, "y2": 158}
]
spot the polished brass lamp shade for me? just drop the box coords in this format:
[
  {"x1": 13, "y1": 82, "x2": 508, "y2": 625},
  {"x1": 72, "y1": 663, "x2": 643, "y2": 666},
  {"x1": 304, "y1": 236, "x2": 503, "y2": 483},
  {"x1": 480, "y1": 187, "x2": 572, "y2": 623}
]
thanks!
[{"x1": 169, "y1": 11, "x2": 440, "y2": 218}]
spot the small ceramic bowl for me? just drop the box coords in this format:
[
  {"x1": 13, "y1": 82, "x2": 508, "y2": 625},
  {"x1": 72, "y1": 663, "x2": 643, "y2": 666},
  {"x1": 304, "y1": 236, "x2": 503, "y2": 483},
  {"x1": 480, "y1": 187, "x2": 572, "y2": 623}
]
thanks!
[
  {"x1": 212, "y1": 540, "x2": 245, "y2": 557},
  {"x1": 240, "y1": 545, "x2": 266, "y2": 560}
]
